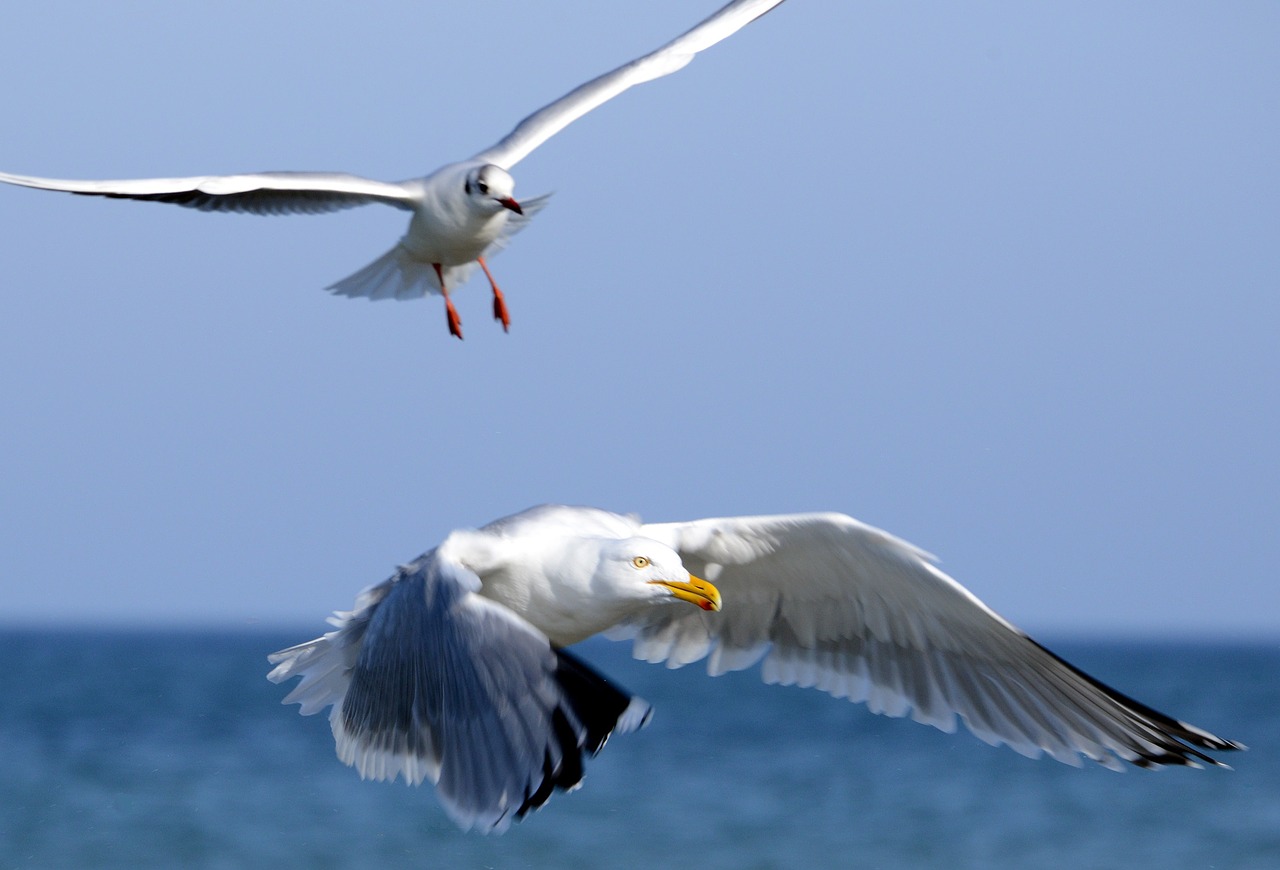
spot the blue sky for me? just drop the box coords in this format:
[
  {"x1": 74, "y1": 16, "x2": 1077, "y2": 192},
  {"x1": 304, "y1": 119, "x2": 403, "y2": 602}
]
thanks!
[{"x1": 1, "y1": 1, "x2": 1276, "y2": 634}]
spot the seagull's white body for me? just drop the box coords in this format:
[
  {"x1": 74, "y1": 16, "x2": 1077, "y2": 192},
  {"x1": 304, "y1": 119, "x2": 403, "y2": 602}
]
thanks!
[
  {"x1": 0, "y1": 0, "x2": 787, "y2": 338},
  {"x1": 268, "y1": 505, "x2": 1241, "y2": 833},
  {"x1": 400, "y1": 165, "x2": 509, "y2": 267}
]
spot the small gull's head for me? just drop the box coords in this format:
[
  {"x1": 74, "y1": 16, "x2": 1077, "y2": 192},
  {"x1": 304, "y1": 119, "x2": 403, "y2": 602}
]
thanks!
[{"x1": 464, "y1": 164, "x2": 522, "y2": 215}]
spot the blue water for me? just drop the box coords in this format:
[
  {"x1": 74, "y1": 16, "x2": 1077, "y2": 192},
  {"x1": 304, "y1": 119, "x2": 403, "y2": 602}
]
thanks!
[{"x1": 2, "y1": 629, "x2": 1277, "y2": 869}]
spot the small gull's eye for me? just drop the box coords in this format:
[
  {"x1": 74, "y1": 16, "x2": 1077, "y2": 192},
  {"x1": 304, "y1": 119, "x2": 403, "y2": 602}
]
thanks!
[
  {"x1": 632, "y1": 556, "x2": 650, "y2": 569},
  {"x1": 477, "y1": 180, "x2": 489, "y2": 194}
]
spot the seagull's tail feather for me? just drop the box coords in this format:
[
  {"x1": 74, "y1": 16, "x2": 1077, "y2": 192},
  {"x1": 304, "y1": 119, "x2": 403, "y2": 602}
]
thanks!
[
  {"x1": 268, "y1": 574, "x2": 450, "y2": 788},
  {"x1": 266, "y1": 583, "x2": 388, "y2": 716},
  {"x1": 326, "y1": 243, "x2": 463, "y2": 301}
]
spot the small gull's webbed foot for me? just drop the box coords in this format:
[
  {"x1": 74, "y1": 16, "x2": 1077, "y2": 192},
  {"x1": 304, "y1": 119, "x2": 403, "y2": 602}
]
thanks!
[
  {"x1": 444, "y1": 297, "x2": 463, "y2": 340},
  {"x1": 492, "y1": 290, "x2": 510, "y2": 333},
  {"x1": 478, "y1": 257, "x2": 511, "y2": 333},
  {"x1": 434, "y1": 263, "x2": 463, "y2": 340}
]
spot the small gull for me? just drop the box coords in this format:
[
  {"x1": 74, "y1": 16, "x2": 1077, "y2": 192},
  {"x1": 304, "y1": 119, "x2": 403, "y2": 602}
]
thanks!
[
  {"x1": 267, "y1": 505, "x2": 1243, "y2": 832},
  {"x1": 0, "y1": 0, "x2": 786, "y2": 339}
]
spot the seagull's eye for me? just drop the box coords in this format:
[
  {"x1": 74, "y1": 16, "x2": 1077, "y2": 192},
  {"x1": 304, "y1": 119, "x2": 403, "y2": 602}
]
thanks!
[
  {"x1": 476, "y1": 180, "x2": 489, "y2": 195},
  {"x1": 631, "y1": 556, "x2": 651, "y2": 569}
]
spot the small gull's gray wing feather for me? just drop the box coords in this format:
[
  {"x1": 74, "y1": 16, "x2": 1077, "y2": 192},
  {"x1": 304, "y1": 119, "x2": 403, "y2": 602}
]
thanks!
[
  {"x1": 627, "y1": 513, "x2": 1242, "y2": 770},
  {"x1": 268, "y1": 547, "x2": 649, "y2": 833},
  {"x1": 472, "y1": 0, "x2": 786, "y2": 169},
  {"x1": 0, "y1": 169, "x2": 418, "y2": 215}
]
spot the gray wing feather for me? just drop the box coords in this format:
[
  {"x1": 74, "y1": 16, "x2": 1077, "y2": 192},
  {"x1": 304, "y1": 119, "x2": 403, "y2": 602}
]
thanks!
[
  {"x1": 625, "y1": 513, "x2": 1242, "y2": 771},
  {"x1": 0, "y1": 169, "x2": 417, "y2": 215},
  {"x1": 268, "y1": 548, "x2": 648, "y2": 832}
]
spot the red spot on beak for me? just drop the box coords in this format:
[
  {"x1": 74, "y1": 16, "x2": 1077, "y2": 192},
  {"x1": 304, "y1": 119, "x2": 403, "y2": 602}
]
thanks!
[
  {"x1": 497, "y1": 197, "x2": 523, "y2": 215},
  {"x1": 698, "y1": 599, "x2": 715, "y2": 611}
]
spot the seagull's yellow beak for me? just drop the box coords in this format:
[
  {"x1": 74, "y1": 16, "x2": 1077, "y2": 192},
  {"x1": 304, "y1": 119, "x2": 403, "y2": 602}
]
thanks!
[{"x1": 650, "y1": 576, "x2": 721, "y2": 612}]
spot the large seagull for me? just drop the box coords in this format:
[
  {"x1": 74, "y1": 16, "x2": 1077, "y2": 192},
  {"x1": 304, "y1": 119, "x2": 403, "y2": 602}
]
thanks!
[
  {"x1": 0, "y1": 0, "x2": 786, "y2": 339},
  {"x1": 268, "y1": 505, "x2": 1242, "y2": 833}
]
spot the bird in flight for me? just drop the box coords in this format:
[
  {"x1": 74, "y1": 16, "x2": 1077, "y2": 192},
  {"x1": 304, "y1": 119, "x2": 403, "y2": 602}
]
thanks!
[
  {"x1": 268, "y1": 504, "x2": 1242, "y2": 832},
  {"x1": 0, "y1": 0, "x2": 786, "y2": 339}
]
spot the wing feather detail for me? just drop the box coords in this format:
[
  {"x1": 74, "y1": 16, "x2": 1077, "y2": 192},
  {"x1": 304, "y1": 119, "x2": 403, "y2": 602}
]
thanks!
[
  {"x1": 0, "y1": 170, "x2": 418, "y2": 215},
  {"x1": 624, "y1": 512, "x2": 1241, "y2": 770},
  {"x1": 473, "y1": 0, "x2": 786, "y2": 169},
  {"x1": 268, "y1": 548, "x2": 649, "y2": 832}
]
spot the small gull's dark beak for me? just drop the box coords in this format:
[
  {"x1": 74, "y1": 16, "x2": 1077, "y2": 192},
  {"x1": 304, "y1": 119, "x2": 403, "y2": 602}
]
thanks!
[{"x1": 497, "y1": 197, "x2": 523, "y2": 215}]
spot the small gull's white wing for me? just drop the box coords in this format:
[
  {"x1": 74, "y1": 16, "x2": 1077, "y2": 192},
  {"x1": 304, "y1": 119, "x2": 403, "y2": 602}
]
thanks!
[
  {"x1": 0, "y1": 169, "x2": 418, "y2": 216},
  {"x1": 472, "y1": 0, "x2": 786, "y2": 169},
  {"x1": 268, "y1": 546, "x2": 650, "y2": 833},
  {"x1": 628, "y1": 513, "x2": 1242, "y2": 770}
]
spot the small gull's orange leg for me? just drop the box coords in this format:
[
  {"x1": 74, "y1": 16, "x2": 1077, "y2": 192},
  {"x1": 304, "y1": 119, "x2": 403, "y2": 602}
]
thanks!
[
  {"x1": 434, "y1": 263, "x2": 463, "y2": 340},
  {"x1": 478, "y1": 256, "x2": 510, "y2": 332}
]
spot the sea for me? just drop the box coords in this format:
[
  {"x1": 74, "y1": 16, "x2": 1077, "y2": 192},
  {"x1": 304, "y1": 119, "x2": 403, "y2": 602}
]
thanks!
[{"x1": 2, "y1": 628, "x2": 1276, "y2": 869}]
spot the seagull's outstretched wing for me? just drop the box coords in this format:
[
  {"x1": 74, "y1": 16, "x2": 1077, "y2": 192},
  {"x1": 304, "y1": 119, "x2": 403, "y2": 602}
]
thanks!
[
  {"x1": 268, "y1": 548, "x2": 650, "y2": 833},
  {"x1": 472, "y1": 0, "x2": 786, "y2": 169},
  {"x1": 626, "y1": 513, "x2": 1242, "y2": 770},
  {"x1": 0, "y1": 170, "x2": 418, "y2": 215}
]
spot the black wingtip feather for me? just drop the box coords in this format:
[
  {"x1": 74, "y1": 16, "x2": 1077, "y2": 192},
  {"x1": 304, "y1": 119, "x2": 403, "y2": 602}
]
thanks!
[
  {"x1": 515, "y1": 649, "x2": 650, "y2": 820},
  {"x1": 1027, "y1": 638, "x2": 1243, "y2": 767}
]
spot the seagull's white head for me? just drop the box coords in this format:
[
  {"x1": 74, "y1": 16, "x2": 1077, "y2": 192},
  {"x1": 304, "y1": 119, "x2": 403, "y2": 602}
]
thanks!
[
  {"x1": 464, "y1": 164, "x2": 523, "y2": 215},
  {"x1": 595, "y1": 537, "x2": 721, "y2": 613}
]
